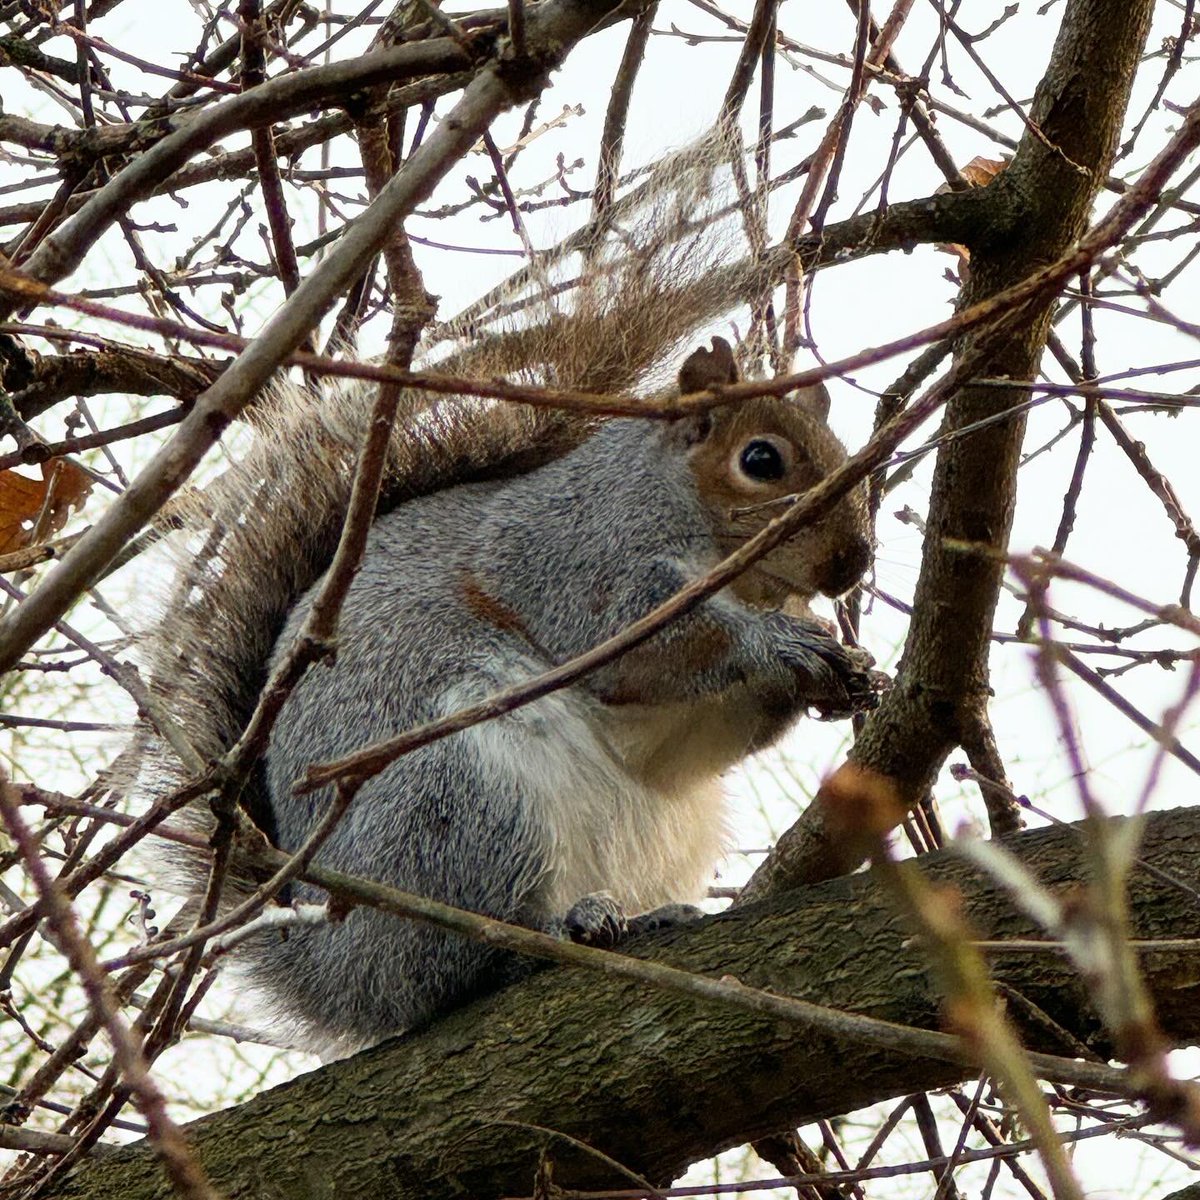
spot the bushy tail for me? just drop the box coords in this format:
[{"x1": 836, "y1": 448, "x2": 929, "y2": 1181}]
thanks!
[{"x1": 139, "y1": 131, "x2": 771, "y2": 814}]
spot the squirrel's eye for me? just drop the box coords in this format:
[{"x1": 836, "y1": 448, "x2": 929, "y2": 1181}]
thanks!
[{"x1": 739, "y1": 439, "x2": 786, "y2": 482}]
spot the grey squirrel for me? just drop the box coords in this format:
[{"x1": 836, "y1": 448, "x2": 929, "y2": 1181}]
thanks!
[{"x1": 140, "y1": 154, "x2": 877, "y2": 1055}]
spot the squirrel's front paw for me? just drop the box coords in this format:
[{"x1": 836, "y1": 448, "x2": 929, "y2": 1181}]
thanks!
[
  {"x1": 563, "y1": 892, "x2": 628, "y2": 949},
  {"x1": 772, "y1": 618, "x2": 885, "y2": 720},
  {"x1": 810, "y1": 645, "x2": 887, "y2": 721}
]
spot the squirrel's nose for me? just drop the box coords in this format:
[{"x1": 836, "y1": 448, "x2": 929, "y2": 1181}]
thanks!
[{"x1": 816, "y1": 534, "x2": 872, "y2": 597}]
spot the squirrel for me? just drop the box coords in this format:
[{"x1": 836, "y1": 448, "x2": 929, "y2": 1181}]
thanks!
[{"x1": 138, "y1": 148, "x2": 878, "y2": 1056}]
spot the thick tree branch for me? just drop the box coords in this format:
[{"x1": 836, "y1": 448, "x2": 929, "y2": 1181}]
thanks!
[
  {"x1": 40, "y1": 805, "x2": 1200, "y2": 1199},
  {"x1": 751, "y1": 0, "x2": 1160, "y2": 891},
  {"x1": 11, "y1": 347, "x2": 220, "y2": 423},
  {"x1": 791, "y1": 187, "x2": 991, "y2": 272}
]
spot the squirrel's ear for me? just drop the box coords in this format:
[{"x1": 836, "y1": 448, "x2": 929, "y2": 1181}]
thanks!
[
  {"x1": 794, "y1": 381, "x2": 831, "y2": 423},
  {"x1": 678, "y1": 336, "x2": 739, "y2": 393}
]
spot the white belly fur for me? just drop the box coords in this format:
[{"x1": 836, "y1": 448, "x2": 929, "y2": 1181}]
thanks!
[{"x1": 443, "y1": 677, "x2": 730, "y2": 917}]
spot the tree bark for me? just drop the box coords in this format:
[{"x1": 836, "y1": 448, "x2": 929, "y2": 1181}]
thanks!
[{"x1": 43, "y1": 804, "x2": 1200, "y2": 1200}]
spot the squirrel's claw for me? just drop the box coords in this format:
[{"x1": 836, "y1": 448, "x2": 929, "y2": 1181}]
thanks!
[
  {"x1": 808, "y1": 645, "x2": 888, "y2": 722},
  {"x1": 563, "y1": 892, "x2": 628, "y2": 949}
]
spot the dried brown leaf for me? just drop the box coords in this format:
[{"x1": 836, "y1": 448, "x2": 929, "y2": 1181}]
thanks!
[{"x1": 0, "y1": 459, "x2": 93, "y2": 553}]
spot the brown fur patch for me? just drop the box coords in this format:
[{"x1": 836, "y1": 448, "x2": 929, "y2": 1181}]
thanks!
[
  {"x1": 596, "y1": 621, "x2": 734, "y2": 705},
  {"x1": 458, "y1": 568, "x2": 533, "y2": 640}
]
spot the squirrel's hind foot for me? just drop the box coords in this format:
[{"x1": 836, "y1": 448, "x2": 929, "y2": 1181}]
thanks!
[
  {"x1": 626, "y1": 903, "x2": 706, "y2": 934},
  {"x1": 561, "y1": 892, "x2": 628, "y2": 949},
  {"x1": 557, "y1": 895, "x2": 707, "y2": 949}
]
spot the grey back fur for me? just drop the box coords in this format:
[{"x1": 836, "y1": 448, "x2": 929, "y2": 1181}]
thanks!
[{"x1": 136, "y1": 140, "x2": 874, "y2": 1055}]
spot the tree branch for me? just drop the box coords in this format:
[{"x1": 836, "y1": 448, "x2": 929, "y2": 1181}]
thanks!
[
  {"x1": 39, "y1": 805, "x2": 1200, "y2": 1199},
  {"x1": 0, "y1": 0, "x2": 645, "y2": 674},
  {"x1": 750, "y1": 0, "x2": 1161, "y2": 892}
]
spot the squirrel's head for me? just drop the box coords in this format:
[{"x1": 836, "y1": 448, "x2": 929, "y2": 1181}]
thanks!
[{"x1": 674, "y1": 337, "x2": 871, "y2": 607}]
